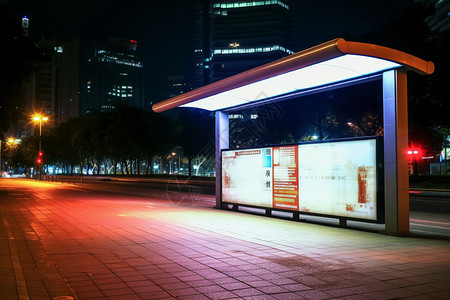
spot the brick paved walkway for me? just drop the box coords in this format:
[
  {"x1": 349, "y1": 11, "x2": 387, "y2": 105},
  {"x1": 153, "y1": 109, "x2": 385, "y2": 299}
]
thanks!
[{"x1": 1, "y1": 178, "x2": 450, "y2": 299}]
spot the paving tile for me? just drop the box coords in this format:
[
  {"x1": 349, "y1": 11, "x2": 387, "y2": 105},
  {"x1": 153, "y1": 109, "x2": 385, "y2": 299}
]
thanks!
[
  {"x1": 74, "y1": 290, "x2": 105, "y2": 299},
  {"x1": 107, "y1": 294, "x2": 141, "y2": 300},
  {"x1": 246, "y1": 280, "x2": 275, "y2": 288},
  {"x1": 209, "y1": 290, "x2": 239, "y2": 299},
  {"x1": 257, "y1": 285, "x2": 290, "y2": 294},
  {"x1": 101, "y1": 287, "x2": 136, "y2": 297},
  {"x1": 295, "y1": 289, "x2": 333, "y2": 300},
  {"x1": 281, "y1": 283, "x2": 312, "y2": 292},
  {"x1": 195, "y1": 284, "x2": 227, "y2": 294},
  {"x1": 272, "y1": 292, "x2": 308, "y2": 300},
  {"x1": 176, "y1": 294, "x2": 210, "y2": 300}
]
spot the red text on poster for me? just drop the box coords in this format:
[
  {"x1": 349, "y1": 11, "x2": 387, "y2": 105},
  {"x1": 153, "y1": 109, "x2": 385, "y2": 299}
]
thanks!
[{"x1": 272, "y1": 146, "x2": 299, "y2": 210}]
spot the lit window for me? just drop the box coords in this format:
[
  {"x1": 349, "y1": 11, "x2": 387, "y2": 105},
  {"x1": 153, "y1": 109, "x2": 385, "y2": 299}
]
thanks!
[{"x1": 215, "y1": 1, "x2": 288, "y2": 10}]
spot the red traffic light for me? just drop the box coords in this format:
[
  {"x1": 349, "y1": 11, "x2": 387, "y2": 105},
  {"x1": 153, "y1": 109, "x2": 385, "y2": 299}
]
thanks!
[
  {"x1": 38, "y1": 151, "x2": 43, "y2": 156},
  {"x1": 36, "y1": 158, "x2": 42, "y2": 164}
]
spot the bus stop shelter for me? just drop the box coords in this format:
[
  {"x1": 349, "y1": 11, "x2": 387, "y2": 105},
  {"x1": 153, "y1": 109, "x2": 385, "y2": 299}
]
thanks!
[{"x1": 153, "y1": 38, "x2": 434, "y2": 236}]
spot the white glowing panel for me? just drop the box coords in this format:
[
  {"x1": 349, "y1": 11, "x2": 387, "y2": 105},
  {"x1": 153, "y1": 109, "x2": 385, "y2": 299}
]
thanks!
[
  {"x1": 181, "y1": 54, "x2": 401, "y2": 111},
  {"x1": 222, "y1": 148, "x2": 273, "y2": 207},
  {"x1": 298, "y1": 139, "x2": 378, "y2": 220},
  {"x1": 220, "y1": 80, "x2": 296, "y2": 102},
  {"x1": 181, "y1": 94, "x2": 250, "y2": 111}
]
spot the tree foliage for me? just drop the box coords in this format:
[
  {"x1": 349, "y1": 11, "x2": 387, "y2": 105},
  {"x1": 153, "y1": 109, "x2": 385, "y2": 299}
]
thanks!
[
  {"x1": 10, "y1": 107, "x2": 178, "y2": 175},
  {"x1": 360, "y1": 2, "x2": 449, "y2": 155},
  {"x1": 177, "y1": 109, "x2": 214, "y2": 176}
]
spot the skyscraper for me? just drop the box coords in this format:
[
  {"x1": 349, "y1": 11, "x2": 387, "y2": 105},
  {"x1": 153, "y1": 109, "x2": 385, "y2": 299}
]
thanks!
[
  {"x1": 192, "y1": 1, "x2": 211, "y2": 89},
  {"x1": 21, "y1": 16, "x2": 29, "y2": 37},
  {"x1": 25, "y1": 37, "x2": 80, "y2": 129},
  {"x1": 208, "y1": 0, "x2": 297, "y2": 83},
  {"x1": 415, "y1": 0, "x2": 450, "y2": 32},
  {"x1": 80, "y1": 38, "x2": 145, "y2": 115}
]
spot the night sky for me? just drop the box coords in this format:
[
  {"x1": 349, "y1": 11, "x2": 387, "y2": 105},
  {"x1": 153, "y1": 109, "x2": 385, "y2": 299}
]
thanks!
[{"x1": 2, "y1": 0, "x2": 414, "y2": 101}]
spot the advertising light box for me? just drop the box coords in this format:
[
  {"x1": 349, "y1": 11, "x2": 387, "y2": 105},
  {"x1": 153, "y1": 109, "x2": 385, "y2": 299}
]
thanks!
[{"x1": 222, "y1": 138, "x2": 381, "y2": 221}]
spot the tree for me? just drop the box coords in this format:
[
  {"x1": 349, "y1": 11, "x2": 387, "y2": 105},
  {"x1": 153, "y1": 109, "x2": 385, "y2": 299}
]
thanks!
[
  {"x1": 9, "y1": 136, "x2": 39, "y2": 171},
  {"x1": 359, "y1": 2, "x2": 448, "y2": 156},
  {"x1": 177, "y1": 109, "x2": 214, "y2": 176},
  {"x1": 11, "y1": 107, "x2": 180, "y2": 176}
]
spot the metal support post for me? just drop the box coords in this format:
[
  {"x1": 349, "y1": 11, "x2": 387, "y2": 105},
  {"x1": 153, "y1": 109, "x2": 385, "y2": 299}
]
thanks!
[
  {"x1": 215, "y1": 111, "x2": 229, "y2": 209},
  {"x1": 382, "y1": 69, "x2": 409, "y2": 235}
]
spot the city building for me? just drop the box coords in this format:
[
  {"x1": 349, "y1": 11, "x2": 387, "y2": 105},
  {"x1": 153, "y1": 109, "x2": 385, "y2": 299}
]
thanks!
[
  {"x1": 192, "y1": 0, "x2": 298, "y2": 87},
  {"x1": 416, "y1": 0, "x2": 450, "y2": 32},
  {"x1": 80, "y1": 38, "x2": 145, "y2": 115},
  {"x1": 34, "y1": 38, "x2": 80, "y2": 128},
  {"x1": 21, "y1": 16, "x2": 29, "y2": 37},
  {"x1": 192, "y1": 1, "x2": 211, "y2": 89},
  {"x1": 167, "y1": 75, "x2": 192, "y2": 99},
  {"x1": 208, "y1": 0, "x2": 297, "y2": 83},
  {"x1": 10, "y1": 36, "x2": 80, "y2": 139}
]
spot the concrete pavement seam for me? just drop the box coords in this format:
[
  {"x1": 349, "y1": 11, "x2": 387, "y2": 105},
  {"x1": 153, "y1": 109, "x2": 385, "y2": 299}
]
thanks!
[{"x1": 1, "y1": 210, "x2": 31, "y2": 300}]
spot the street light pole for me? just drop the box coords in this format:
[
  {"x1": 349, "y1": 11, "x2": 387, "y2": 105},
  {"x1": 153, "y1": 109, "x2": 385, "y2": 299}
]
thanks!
[
  {"x1": 32, "y1": 115, "x2": 48, "y2": 180},
  {"x1": 0, "y1": 139, "x2": 2, "y2": 175}
]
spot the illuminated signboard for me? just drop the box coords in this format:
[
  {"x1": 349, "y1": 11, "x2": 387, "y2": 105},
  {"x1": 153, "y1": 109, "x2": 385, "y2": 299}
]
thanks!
[{"x1": 222, "y1": 138, "x2": 380, "y2": 221}]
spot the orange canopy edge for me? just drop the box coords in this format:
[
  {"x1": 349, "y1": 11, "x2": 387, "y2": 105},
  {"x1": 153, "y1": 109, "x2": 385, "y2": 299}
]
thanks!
[{"x1": 153, "y1": 38, "x2": 434, "y2": 113}]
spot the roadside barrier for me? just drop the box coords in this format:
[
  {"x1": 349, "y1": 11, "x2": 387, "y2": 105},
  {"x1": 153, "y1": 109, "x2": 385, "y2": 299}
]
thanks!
[{"x1": 42, "y1": 175, "x2": 83, "y2": 185}]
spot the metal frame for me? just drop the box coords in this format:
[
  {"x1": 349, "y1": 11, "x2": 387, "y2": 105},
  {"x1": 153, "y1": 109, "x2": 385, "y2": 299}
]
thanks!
[
  {"x1": 383, "y1": 69, "x2": 409, "y2": 235},
  {"x1": 153, "y1": 39, "x2": 434, "y2": 236}
]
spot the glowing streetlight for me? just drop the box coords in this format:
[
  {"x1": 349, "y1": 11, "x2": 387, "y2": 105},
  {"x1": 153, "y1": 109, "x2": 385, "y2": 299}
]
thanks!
[
  {"x1": 32, "y1": 115, "x2": 49, "y2": 136},
  {"x1": 171, "y1": 152, "x2": 181, "y2": 174}
]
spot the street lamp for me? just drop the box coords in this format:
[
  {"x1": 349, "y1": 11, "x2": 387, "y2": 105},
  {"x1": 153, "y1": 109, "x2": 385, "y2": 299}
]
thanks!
[
  {"x1": 32, "y1": 114, "x2": 48, "y2": 180},
  {"x1": 0, "y1": 139, "x2": 2, "y2": 175},
  {"x1": 4, "y1": 138, "x2": 21, "y2": 176},
  {"x1": 172, "y1": 152, "x2": 181, "y2": 174}
]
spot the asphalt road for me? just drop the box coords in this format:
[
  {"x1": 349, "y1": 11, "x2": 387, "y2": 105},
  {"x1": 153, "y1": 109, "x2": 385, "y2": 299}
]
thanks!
[
  {"x1": 2, "y1": 178, "x2": 449, "y2": 299},
  {"x1": 46, "y1": 176, "x2": 450, "y2": 239}
]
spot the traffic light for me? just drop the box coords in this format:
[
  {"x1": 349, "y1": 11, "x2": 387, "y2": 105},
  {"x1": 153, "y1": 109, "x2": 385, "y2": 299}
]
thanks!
[
  {"x1": 407, "y1": 149, "x2": 419, "y2": 155},
  {"x1": 36, "y1": 152, "x2": 44, "y2": 165}
]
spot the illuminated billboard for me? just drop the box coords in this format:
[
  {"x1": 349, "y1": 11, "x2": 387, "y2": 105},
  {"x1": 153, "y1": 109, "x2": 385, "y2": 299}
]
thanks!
[{"x1": 222, "y1": 138, "x2": 381, "y2": 221}]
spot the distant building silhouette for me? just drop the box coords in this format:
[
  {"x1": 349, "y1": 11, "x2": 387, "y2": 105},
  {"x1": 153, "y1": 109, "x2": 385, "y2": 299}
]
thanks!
[
  {"x1": 193, "y1": 0, "x2": 298, "y2": 88},
  {"x1": 416, "y1": 0, "x2": 450, "y2": 32},
  {"x1": 167, "y1": 75, "x2": 192, "y2": 98},
  {"x1": 20, "y1": 37, "x2": 80, "y2": 132},
  {"x1": 80, "y1": 38, "x2": 145, "y2": 115},
  {"x1": 22, "y1": 16, "x2": 29, "y2": 37}
]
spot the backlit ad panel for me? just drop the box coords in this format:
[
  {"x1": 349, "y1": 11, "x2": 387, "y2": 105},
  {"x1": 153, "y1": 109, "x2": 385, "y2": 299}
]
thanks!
[
  {"x1": 222, "y1": 138, "x2": 379, "y2": 221},
  {"x1": 298, "y1": 139, "x2": 377, "y2": 220}
]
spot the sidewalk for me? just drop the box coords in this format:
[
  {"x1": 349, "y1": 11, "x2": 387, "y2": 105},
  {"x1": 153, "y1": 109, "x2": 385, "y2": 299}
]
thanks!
[{"x1": 1, "y1": 178, "x2": 450, "y2": 299}]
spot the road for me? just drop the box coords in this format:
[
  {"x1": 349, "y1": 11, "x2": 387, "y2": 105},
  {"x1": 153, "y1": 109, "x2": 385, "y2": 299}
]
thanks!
[
  {"x1": 1, "y1": 178, "x2": 450, "y2": 300},
  {"x1": 40, "y1": 175, "x2": 450, "y2": 239},
  {"x1": 409, "y1": 189, "x2": 450, "y2": 239}
]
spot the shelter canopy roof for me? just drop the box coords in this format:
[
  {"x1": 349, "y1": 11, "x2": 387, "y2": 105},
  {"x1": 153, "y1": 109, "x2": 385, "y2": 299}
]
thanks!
[{"x1": 152, "y1": 38, "x2": 434, "y2": 113}]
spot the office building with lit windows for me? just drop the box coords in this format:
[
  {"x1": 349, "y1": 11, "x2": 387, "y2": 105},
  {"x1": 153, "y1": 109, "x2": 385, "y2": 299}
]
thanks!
[
  {"x1": 81, "y1": 38, "x2": 145, "y2": 115},
  {"x1": 207, "y1": 0, "x2": 297, "y2": 83}
]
